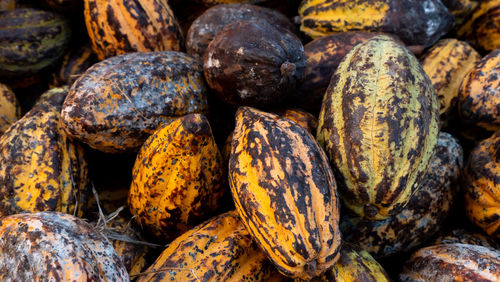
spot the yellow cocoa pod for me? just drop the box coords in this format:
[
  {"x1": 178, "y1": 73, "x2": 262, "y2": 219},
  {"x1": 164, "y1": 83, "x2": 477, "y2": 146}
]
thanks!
[
  {"x1": 317, "y1": 35, "x2": 439, "y2": 220},
  {"x1": 128, "y1": 114, "x2": 225, "y2": 242},
  {"x1": 0, "y1": 82, "x2": 20, "y2": 135},
  {"x1": 136, "y1": 210, "x2": 285, "y2": 282},
  {"x1": 230, "y1": 106, "x2": 341, "y2": 280},
  {"x1": 442, "y1": 0, "x2": 479, "y2": 26},
  {"x1": 0, "y1": 87, "x2": 89, "y2": 217},
  {"x1": 458, "y1": 48, "x2": 500, "y2": 131},
  {"x1": 457, "y1": 0, "x2": 500, "y2": 52},
  {"x1": 420, "y1": 39, "x2": 481, "y2": 122},
  {"x1": 84, "y1": 0, "x2": 183, "y2": 60}
]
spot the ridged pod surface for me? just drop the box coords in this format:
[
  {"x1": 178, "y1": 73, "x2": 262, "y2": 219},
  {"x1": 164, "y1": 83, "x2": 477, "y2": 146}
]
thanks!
[
  {"x1": 229, "y1": 107, "x2": 341, "y2": 279},
  {"x1": 298, "y1": 0, "x2": 454, "y2": 48},
  {"x1": 433, "y1": 229, "x2": 500, "y2": 250},
  {"x1": 340, "y1": 132, "x2": 463, "y2": 258},
  {"x1": 317, "y1": 35, "x2": 439, "y2": 220},
  {"x1": 84, "y1": 0, "x2": 183, "y2": 60},
  {"x1": 458, "y1": 48, "x2": 500, "y2": 131},
  {"x1": 420, "y1": 39, "x2": 481, "y2": 121},
  {"x1": 186, "y1": 3, "x2": 295, "y2": 61},
  {"x1": 400, "y1": 243, "x2": 500, "y2": 281},
  {"x1": 136, "y1": 211, "x2": 284, "y2": 282},
  {"x1": 463, "y1": 130, "x2": 500, "y2": 239},
  {"x1": 0, "y1": 83, "x2": 20, "y2": 135},
  {"x1": 203, "y1": 20, "x2": 305, "y2": 108},
  {"x1": 0, "y1": 212, "x2": 129, "y2": 281},
  {"x1": 50, "y1": 44, "x2": 98, "y2": 87},
  {"x1": 299, "y1": 243, "x2": 390, "y2": 282},
  {"x1": 61, "y1": 51, "x2": 208, "y2": 153},
  {"x1": 129, "y1": 114, "x2": 225, "y2": 241},
  {"x1": 441, "y1": 0, "x2": 479, "y2": 26},
  {"x1": 457, "y1": 0, "x2": 500, "y2": 52},
  {"x1": 0, "y1": 8, "x2": 71, "y2": 77},
  {"x1": 0, "y1": 87, "x2": 89, "y2": 217}
]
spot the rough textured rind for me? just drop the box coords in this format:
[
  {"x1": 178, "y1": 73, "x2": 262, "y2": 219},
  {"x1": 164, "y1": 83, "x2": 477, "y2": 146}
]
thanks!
[
  {"x1": 433, "y1": 229, "x2": 500, "y2": 250},
  {"x1": 0, "y1": 87, "x2": 89, "y2": 217},
  {"x1": 0, "y1": 212, "x2": 129, "y2": 281},
  {"x1": 61, "y1": 51, "x2": 208, "y2": 153},
  {"x1": 317, "y1": 35, "x2": 439, "y2": 220},
  {"x1": 400, "y1": 243, "x2": 500, "y2": 281},
  {"x1": 186, "y1": 3, "x2": 295, "y2": 61},
  {"x1": 457, "y1": 0, "x2": 500, "y2": 52},
  {"x1": 463, "y1": 130, "x2": 500, "y2": 239},
  {"x1": 300, "y1": 243, "x2": 390, "y2": 282},
  {"x1": 420, "y1": 39, "x2": 481, "y2": 122},
  {"x1": 203, "y1": 20, "x2": 305, "y2": 108},
  {"x1": 136, "y1": 211, "x2": 284, "y2": 282},
  {"x1": 340, "y1": 132, "x2": 463, "y2": 258},
  {"x1": 458, "y1": 48, "x2": 500, "y2": 131},
  {"x1": 299, "y1": 0, "x2": 454, "y2": 48},
  {"x1": 441, "y1": 0, "x2": 479, "y2": 26},
  {"x1": 129, "y1": 114, "x2": 225, "y2": 241},
  {"x1": 229, "y1": 107, "x2": 341, "y2": 279},
  {"x1": 50, "y1": 44, "x2": 98, "y2": 88},
  {"x1": 84, "y1": 0, "x2": 183, "y2": 60},
  {"x1": 0, "y1": 8, "x2": 71, "y2": 77},
  {"x1": 0, "y1": 83, "x2": 20, "y2": 135},
  {"x1": 297, "y1": 32, "x2": 398, "y2": 113}
]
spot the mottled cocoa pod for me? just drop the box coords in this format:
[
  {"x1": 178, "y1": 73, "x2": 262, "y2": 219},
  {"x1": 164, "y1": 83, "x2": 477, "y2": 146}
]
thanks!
[
  {"x1": 458, "y1": 48, "x2": 500, "y2": 131},
  {"x1": 340, "y1": 132, "x2": 463, "y2": 258},
  {"x1": 129, "y1": 114, "x2": 225, "y2": 242},
  {"x1": 441, "y1": 0, "x2": 479, "y2": 26},
  {"x1": 0, "y1": 83, "x2": 20, "y2": 135},
  {"x1": 317, "y1": 35, "x2": 440, "y2": 220},
  {"x1": 420, "y1": 39, "x2": 481, "y2": 123},
  {"x1": 301, "y1": 243, "x2": 390, "y2": 282},
  {"x1": 433, "y1": 229, "x2": 500, "y2": 250},
  {"x1": 0, "y1": 87, "x2": 89, "y2": 217},
  {"x1": 0, "y1": 8, "x2": 71, "y2": 77},
  {"x1": 61, "y1": 51, "x2": 208, "y2": 153},
  {"x1": 463, "y1": 130, "x2": 500, "y2": 239},
  {"x1": 0, "y1": 212, "x2": 129, "y2": 281},
  {"x1": 50, "y1": 44, "x2": 98, "y2": 87},
  {"x1": 186, "y1": 3, "x2": 296, "y2": 61},
  {"x1": 297, "y1": 32, "x2": 400, "y2": 113},
  {"x1": 458, "y1": 0, "x2": 500, "y2": 52},
  {"x1": 400, "y1": 244, "x2": 500, "y2": 281},
  {"x1": 230, "y1": 107, "x2": 341, "y2": 279},
  {"x1": 84, "y1": 0, "x2": 183, "y2": 60},
  {"x1": 136, "y1": 211, "x2": 285, "y2": 282},
  {"x1": 299, "y1": 0, "x2": 454, "y2": 48}
]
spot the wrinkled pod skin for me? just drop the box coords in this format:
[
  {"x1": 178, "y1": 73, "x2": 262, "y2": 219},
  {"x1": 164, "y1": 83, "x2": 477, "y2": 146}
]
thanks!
[
  {"x1": 317, "y1": 35, "x2": 439, "y2": 220},
  {"x1": 229, "y1": 106, "x2": 341, "y2": 279}
]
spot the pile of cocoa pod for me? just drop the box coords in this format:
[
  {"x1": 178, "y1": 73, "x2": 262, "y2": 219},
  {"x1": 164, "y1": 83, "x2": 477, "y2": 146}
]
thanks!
[{"x1": 0, "y1": 0, "x2": 499, "y2": 281}]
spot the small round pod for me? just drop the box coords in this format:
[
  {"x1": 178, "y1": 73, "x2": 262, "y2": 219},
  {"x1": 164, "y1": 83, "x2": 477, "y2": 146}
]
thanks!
[
  {"x1": 61, "y1": 51, "x2": 208, "y2": 153},
  {"x1": 399, "y1": 243, "x2": 500, "y2": 281},
  {"x1": 420, "y1": 39, "x2": 481, "y2": 124},
  {"x1": 0, "y1": 8, "x2": 71, "y2": 78},
  {"x1": 186, "y1": 3, "x2": 296, "y2": 61},
  {"x1": 0, "y1": 212, "x2": 129, "y2": 281},
  {"x1": 0, "y1": 87, "x2": 89, "y2": 218},
  {"x1": 458, "y1": 48, "x2": 500, "y2": 131},
  {"x1": 229, "y1": 107, "x2": 341, "y2": 279},
  {"x1": 136, "y1": 211, "x2": 285, "y2": 282},
  {"x1": 128, "y1": 114, "x2": 225, "y2": 242},
  {"x1": 340, "y1": 132, "x2": 463, "y2": 258},
  {"x1": 433, "y1": 229, "x2": 500, "y2": 250},
  {"x1": 50, "y1": 44, "x2": 98, "y2": 87},
  {"x1": 457, "y1": 0, "x2": 500, "y2": 52},
  {"x1": 84, "y1": 0, "x2": 183, "y2": 60},
  {"x1": 317, "y1": 35, "x2": 439, "y2": 220},
  {"x1": 0, "y1": 83, "x2": 20, "y2": 135},
  {"x1": 463, "y1": 130, "x2": 500, "y2": 239},
  {"x1": 204, "y1": 20, "x2": 306, "y2": 108}
]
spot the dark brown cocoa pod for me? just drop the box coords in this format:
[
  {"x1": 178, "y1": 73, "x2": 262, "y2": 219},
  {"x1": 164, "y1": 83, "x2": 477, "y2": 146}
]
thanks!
[
  {"x1": 204, "y1": 20, "x2": 305, "y2": 108},
  {"x1": 187, "y1": 4, "x2": 296, "y2": 61},
  {"x1": 50, "y1": 44, "x2": 98, "y2": 88}
]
